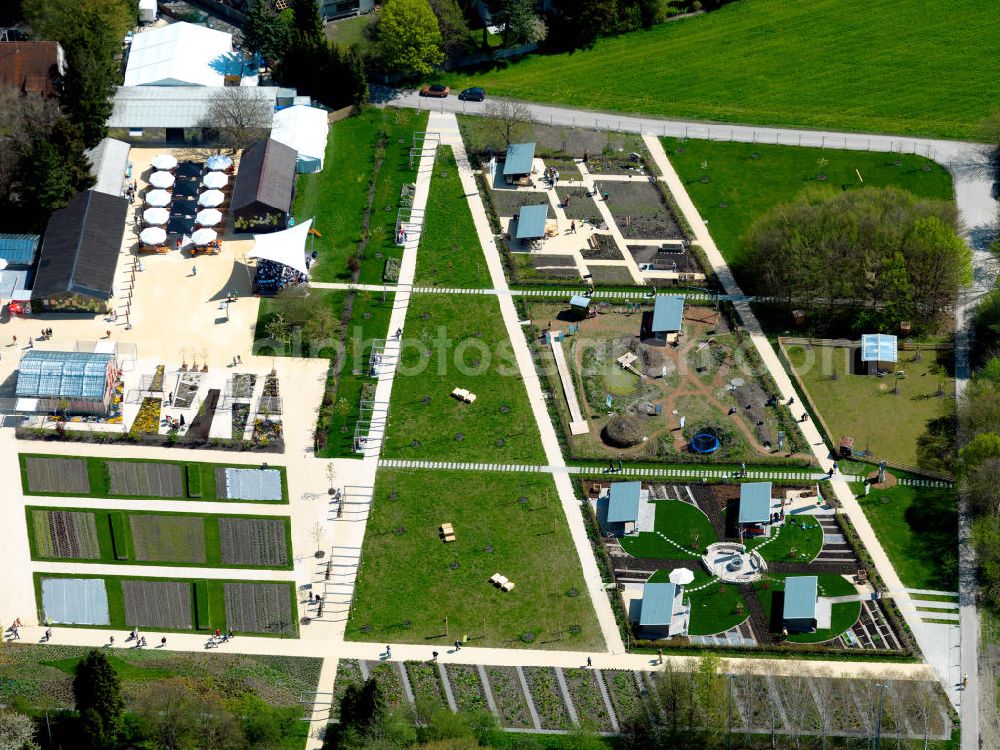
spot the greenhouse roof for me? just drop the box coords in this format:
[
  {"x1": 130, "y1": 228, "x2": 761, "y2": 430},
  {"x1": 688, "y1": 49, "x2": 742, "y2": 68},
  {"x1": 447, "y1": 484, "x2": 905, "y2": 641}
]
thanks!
[{"x1": 16, "y1": 350, "x2": 114, "y2": 400}]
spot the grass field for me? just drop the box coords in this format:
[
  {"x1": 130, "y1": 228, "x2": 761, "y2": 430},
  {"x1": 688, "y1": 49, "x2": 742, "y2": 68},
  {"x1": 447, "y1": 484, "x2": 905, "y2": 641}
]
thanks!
[
  {"x1": 650, "y1": 568, "x2": 748, "y2": 636},
  {"x1": 294, "y1": 108, "x2": 427, "y2": 282},
  {"x1": 447, "y1": 0, "x2": 1000, "y2": 139},
  {"x1": 324, "y1": 13, "x2": 374, "y2": 51},
  {"x1": 19, "y1": 454, "x2": 288, "y2": 503},
  {"x1": 662, "y1": 138, "x2": 954, "y2": 269},
  {"x1": 618, "y1": 500, "x2": 717, "y2": 560},
  {"x1": 34, "y1": 573, "x2": 298, "y2": 637},
  {"x1": 745, "y1": 516, "x2": 824, "y2": 563},
  {"x1": 755, "y1": 573, "x2": 860, "y2": 644},
  {"x1": 26, "y1": 507, "x2": 292, "y2": 570},
  {"x1": 414, "y1": 147, "x2": 491, "y2": 288},
  {"x1": 382, "y1": 294, "x2": 546, "y2": 463},
  {"x1": 856, "y1": 478, "x2": 958, "y2": 591},
  {"x1": 254, "y1": 290, "x2": 348, "y2": 358},
  {"x1": 783, "y1": 344, "x2": 954, "y2": 468},
  {"x1": 347, "y1": 469, "x2": 603, "y2": 650}
]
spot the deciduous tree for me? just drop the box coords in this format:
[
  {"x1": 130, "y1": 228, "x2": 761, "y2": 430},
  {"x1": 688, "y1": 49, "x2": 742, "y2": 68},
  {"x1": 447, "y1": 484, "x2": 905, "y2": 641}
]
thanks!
[
  {"x1": 204, "y1": 87, "x2": 273, "y2": 152},
  {"x1": 375, "y1": 0, "x2": 444, "y2": 76},
  {"x1": 73, "y1": 650, "x2": 124, "y2": 750},
  {"x1": 242, "y1": 0, "x2": 291, "y2": 65}
]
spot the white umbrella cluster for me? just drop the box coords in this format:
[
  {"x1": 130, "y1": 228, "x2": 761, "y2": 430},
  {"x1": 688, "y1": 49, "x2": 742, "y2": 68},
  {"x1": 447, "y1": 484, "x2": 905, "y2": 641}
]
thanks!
[
  {"x1": 191, "y1": 228, "x2": 217, "y2": 246},
  {"x1": 151, "y1": 154, "x2": 177, "y2": 170},
  {"x1": 143, "y1": 207, "x2": 169, "y2": 225},
  {"x1": 202, "y1": 171, "x2": 228, "y2": 189},
  {"x1": 149, "y1": 171, "x2": 175, "y2": 189},
  {"x1": 139, "y1": 226, "x2": 166, "y2": 245},
  {"x1": 145, "y1": 189, "x2": 171, "y2": 207},
  {"x1": 198, "y1": 189, "x2": 225, "y2": 207},
  {"x1": 206, "y1": 154, "x2": 232, "y2": 171},
  {"x1": 196, "y1": 208, "x2": 222, "y2": 226}
]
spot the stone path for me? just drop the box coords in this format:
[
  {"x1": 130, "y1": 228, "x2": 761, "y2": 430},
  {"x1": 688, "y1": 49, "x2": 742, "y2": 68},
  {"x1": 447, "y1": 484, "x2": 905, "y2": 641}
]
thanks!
[{"x1": 548, "y1": 335, "x2": 589, "y2": 435}]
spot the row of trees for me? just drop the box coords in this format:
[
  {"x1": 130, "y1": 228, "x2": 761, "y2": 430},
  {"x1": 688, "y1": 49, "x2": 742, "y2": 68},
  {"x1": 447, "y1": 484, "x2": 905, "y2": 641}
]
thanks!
[{"x1": 738, "y1": 186, "x2": 972, "y2": 329}]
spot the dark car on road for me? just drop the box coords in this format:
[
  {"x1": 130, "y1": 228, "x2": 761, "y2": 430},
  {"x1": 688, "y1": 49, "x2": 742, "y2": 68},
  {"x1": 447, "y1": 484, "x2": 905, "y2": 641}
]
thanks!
[
  {"x1": 420, "y1": 84, "x2": 450, "y2": 98},
  {"x1": 458, "y1": 87, "x2": 486, "y2": 102}
]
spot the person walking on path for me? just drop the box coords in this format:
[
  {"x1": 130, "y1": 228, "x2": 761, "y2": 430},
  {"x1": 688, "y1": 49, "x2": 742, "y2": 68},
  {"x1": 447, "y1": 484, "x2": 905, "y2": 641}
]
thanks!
[
  {"x1": 569, "y1": 220, "x2": 576, "y2": 234},
  {"x1": 191, "y1": 265, "x2": 197, "y2": 277},
  {"x1": 432, "y1": 651, "x2": 439, "y2": 661},
  {"x1": 385, "y1": 645, "x2": 391, "y2": 659},
  {"x1": 160, "y1": 636, "x2": 167, "y2": 648},
  {"x1": 108, "y1": 635, "x2": 114, "y2": 647},
  {"x1": 657, "y1": 649, "x2": 663, "y2": 665},
  {"x1": 454, "y1": 640, "x2": 461, "y2": 651},
  {"x1": 586, "y1": 657, "x2": 592, "y2": 667}
]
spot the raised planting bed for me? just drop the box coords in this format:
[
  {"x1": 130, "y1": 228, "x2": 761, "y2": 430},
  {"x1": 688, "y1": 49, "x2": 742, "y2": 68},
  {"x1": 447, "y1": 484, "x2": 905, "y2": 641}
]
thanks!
[
  {"x1": 579, "y1": 232, "x2": 622, "y2": 260},
  {"x1": 331, "y1": 659, "x2": 364, "y2": 721},
  {"x1": 490, "y1": 189, "x2": 555, "y2": 220},
  {"x1": 232, "y1": 373, "x2": 257, "y2": 399},
  {"x1": 218, "y1": 518, "x2": 289, "y2": 567},
  {"x1": 485, "y1": 666, "x2": 532, "y2": 729},
  {"x1": 231, "y1": 403, "x2": 250, "y2": 440},
  {"x1": 563, "y1": 668, "x2": 614, "y2": 732},
  {"x1": 223, "y1": 582, "x2": 294, "y2": 635},
  {"x1": 594, "y1": 179, "x2": 685, "y2": 240},
  {"x1": 129, "y1": 514, "x2": 206, "y2": 563},
  {"x1": 366, "y1": 661, "x2": 406, "y2": 710},
  {"x1": 253, "y1": 418, "x2": 282, "y2": 445},
  {"x1": 405, "y1": 661, "x2": 445, "y2": 711},
  {"x1": 604, "y1": 670, "x2": 645, "y2": 725},
  {"x1": 107, "y1": 461, "x2": 185, "y2": 498},
  {"x1": 121, "y1": 579, "x2": 194, "y2": 630},
  {"x1": 445, "y1": 664, "x2": 489, "y2": 714},
  {"x1": 32, "y1": 510, "x2": 100, "y2": 559},
  {"x1": 523, "y1": 667, "x2": 572, "y2": 730},
  {"x1": 25, "y1": 457, "x2": 90, "y2": 494},
  {"x1": 129, "y1": 397, "x2": 161, "y2": 436}
]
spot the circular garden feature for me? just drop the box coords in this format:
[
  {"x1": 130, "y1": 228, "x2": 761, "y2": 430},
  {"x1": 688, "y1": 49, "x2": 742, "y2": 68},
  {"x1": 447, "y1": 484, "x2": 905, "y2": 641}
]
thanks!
[{"x1": 602, "y1": 415, "x2": 644, "y2": 448}]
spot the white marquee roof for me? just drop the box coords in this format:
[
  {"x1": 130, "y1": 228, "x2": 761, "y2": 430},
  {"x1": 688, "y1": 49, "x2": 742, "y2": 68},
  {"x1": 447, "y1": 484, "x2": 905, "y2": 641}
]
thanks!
[
  {"x1": 248, "y1": 220, "x2": 312, "y2": 275},
  {"x1": 124, "y1": 22, "x2": 242, "y2": 87},
  {"x1": 270, "y1": 105, "x2": 329, "y2": 168}
]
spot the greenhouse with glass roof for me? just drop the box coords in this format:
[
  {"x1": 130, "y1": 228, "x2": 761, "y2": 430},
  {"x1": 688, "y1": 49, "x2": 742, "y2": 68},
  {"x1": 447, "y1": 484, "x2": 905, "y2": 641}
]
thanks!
[{"x1": 15, "y1": 350, "x2": 117, "y2": 415}]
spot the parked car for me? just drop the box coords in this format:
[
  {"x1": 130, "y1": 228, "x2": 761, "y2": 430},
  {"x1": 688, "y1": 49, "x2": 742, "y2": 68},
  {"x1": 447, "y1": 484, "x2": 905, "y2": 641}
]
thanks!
[
  {"x1": 458, "y1": 87, "x2": 486, "y2": 102},
  {"x1": 420, "y1": 84, "x2": 450, "y2": 98}
]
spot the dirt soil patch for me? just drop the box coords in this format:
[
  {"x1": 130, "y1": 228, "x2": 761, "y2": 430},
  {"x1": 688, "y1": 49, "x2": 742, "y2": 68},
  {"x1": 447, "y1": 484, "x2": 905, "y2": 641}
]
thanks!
[
  {"x1": 33, "y1": 510, "x2": 100, "y2": 559},
  {"x1": 121, "y1": 580, "x2": 194, "y2": 630},
  {"x1": 580, "y1": 233, "x2": 623, "y2": 261},
  {"x1": 25, "y1": 457, "x2": 90, "y2": 494},
  {"x1": 108, "y1": 462, "x2": 185, "y2": 498},
  {"x1": 491, "y1": 188, "x2": 553, "y2": 219},
  {"x1": 595, "y1": 180, "x2": 685, "y2": 239},
  {"x1": 218, "y1": 518, "x2": 288, "y2": 567},
  {"x1": 223, "y1": 582, "x2": 293, "y2": 635},
  {"x1": 587, "y1": 265, "x2": 635, "y2": 284},
  {"x1": 129, "y1": 515, "x2": 206, "y2": 563}
]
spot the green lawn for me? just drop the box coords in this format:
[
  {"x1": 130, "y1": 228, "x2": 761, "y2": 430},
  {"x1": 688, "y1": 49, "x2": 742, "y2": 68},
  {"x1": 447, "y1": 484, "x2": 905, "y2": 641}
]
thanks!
[
  {"x1": 324, "y1": 13, "x2": 374, "y2": 51},
  {"x1": 317, "y1": 291, "x2": 395, "y2": 457},
  {"x1": 294, "y1": 108, "x2": 427, "y2": 282},
  {"x1": 857, "y1": 479, "x2": 958, "y2": 591},
  {"x1": 254, "y1": 290, "x2": 347, "y2": 358},
  {"x1": 446, "y1": 0, "x2": 1000, "y2": 139},
  {"x1": 19, "y1": 454, "x2": 288, "y2": 503},
  {"x1": 650, "y1": 568, "x2": 748, "y2": 636},
  {"x1": 783, "y1": 344, "x2": 954, "y2": 468},
  {"x1": 755, "y1": 573, "x2": 860, "y2": 644},
  {"x1": 745, "y1": 515, "x2": 823, "y2": 563},
  {"x1": 347, "y1": 469, "x2": 603, "y2": 650},
  {"x1": 618, "y1": 499, "x2": 717, "y2": 560},
  {"x1": 33, "y1": 573, "x2": 298, "y2": 637},
  {"x1": 414, "y1": 147, "x2": 491, "y2": 288},
  {"x1": 662, "y1": 138, "x2": 954, "y2": 269},
  {"x1": 382, "y1": 294, "x2": 546, "y2": 463},
  {"x1": 26, "y1": 506, "x2": 292, "y2": 570}
]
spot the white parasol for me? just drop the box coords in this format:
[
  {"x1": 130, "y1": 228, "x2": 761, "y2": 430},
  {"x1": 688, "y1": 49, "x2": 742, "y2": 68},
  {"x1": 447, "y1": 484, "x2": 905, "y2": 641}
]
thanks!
[
  {"x1": 196, "y1": 208, "x2": 223, "y2": 226},
  {"x1": 206, "y1": 154, "x2": 233, "y2": 171},
  {"x1": 142, "y1": 207, "x2": 169, "y2": 225},
  {"x1": 151, "y1": 154, "x2": 178, "y2": 170},
  {"x1": 149, "y1": 171, "x2": 175, "y2": 189},
  {"x1": 190, "y1": 228, "x2": 217, "y2": 246},
  {"x1": 139, "y1": 226, "x2": 166, "y2": 245},
  {"x1": 0, "y1": 258, "x2": 7, "y2": 271},
  {"x1": 668, "y1": 568, "x2": 695, "y2": 586},
  {"x1": 202, "y1": 171, "x2": 228, "y2": 189},
  {"x1": 145, "y1": 189, "x2": 171, "y2": 207},
  {"x1": 198, "y1": 189, "x2": 225, "y2": 207}
]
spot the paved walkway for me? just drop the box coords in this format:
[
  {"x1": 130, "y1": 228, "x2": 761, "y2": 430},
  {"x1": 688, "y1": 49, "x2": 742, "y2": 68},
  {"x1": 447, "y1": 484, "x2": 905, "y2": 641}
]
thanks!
[
  {"x1": 432, "y1": 110, "x2": 625, "y2": 653},
  {"x1": 643, "y1": 134, "x2": 964, "y2": 710},
  {"x1": 548, "y1": 336, "x2": 588, "y2": 434}
]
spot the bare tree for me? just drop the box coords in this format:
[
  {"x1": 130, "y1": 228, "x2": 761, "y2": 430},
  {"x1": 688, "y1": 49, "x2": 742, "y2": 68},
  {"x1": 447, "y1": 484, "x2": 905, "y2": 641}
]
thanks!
[
  {"x1": 483, "y1": 99, "x2": 532, "y2": 148},
  {"x1": 203, "y1": 87, "x2": 272, "y2": 153}
]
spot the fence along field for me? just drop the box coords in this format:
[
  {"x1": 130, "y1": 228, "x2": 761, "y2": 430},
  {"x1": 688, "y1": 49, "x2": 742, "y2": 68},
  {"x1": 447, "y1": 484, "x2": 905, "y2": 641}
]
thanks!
[
  {"x1": 108, "y1": 461, "x2": 185, "y2": 497},
  {"x1": 129, "y1": 515, "x2": 207, "y2": 563},
  {"x1": 223, "y1": 582, "x2": 293, "y2": 635},
  {"x1": 121, "y1": 580, "x2": 194, "y2": 630},
  {"x1": 25, "y1": 457, "x2": 90, "y2": 494},
  {"x1": 218, "y1": 518, "x2": 288, "y2": 567},
  {"x1": 33, "y1": 510, "x2": 101, "y2": 559}
]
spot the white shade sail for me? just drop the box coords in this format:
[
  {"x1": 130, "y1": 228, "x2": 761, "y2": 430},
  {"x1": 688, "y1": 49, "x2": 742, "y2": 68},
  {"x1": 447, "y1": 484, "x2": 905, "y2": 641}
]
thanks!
[
  {"x1": 149, "y1": 170, "x2": 175, "y2": 188},
  {"x1": 151, "y1": 154, "x2": 177, "y2": 170},
  {"x1": 202, "y1": 171, "x2": 228, "y2": 189},
  {"x1": 190, "y1": 228, "x2": 217, "y2": 245},
  {"x1": 145, "y1": 189, "x2": 171, "y2": 207},
  {"x1": 139, "y1": 226, "x2": 166, "y2": 245},
  {"x1": 143, "y1": 207, "x2": 169, "y2": 225},
  {"x1": 198, "y1": 189, "x2": 224, "y2": 207},
  {"x1": 206, "y1": 154, "x2": 232, "y2": 170},
  {"x1": 195, "y1": 208, "x2": 222, "y2": 226},
  {"x1": 248, "y1": 219, "x2": 312, "y2": 276}
]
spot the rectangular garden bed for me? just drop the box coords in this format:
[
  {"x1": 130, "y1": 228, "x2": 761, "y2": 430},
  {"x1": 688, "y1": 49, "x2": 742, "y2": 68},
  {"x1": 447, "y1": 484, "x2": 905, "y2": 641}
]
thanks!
[
  {"x1": 594, "y1": 179, "x2": 685, "y2": 239},
  {"x1": 445, "y1": 664, "x2": 489, "y2": 714},
  {"x1": 129, "y1": 514, "x2": 207, "y2": 563},
  {"x1": 223, "y1": 582, "x2": 294, "y2": 635},
  {"x1": 121, "y1": 579, "x2": 194, "y2": 630},
  {"x1": 523, "y1": 667, "x2": 573, "y2": 730},
  {"x1": 32, "y1": 510, "x2": 100, "y2": 559},
  {"x1": 331, "y1": 659, "x2": 363, "y2": 721},
  {"x1": 108, "y1": 461, "x2": 185, "y2": 498},
  {"x1": 366, "y1": 662, "x2": 406, "y2": 710},
  {"x1": 405, "y1": 661, "x2": 445, "y2": 710},
  {"x1": 604, "y1": 670, "x2": 645, "y2": 725},
  {"x1": 564, "y1": 668, "x2": 614, "y2": 732},
  {"x1": 485, "y1": 666, "x2": 532, "y2": 729},
  {"x1": 218, "y1": 518, "x2": 288, "y2": 567},
  {"x1": 25, "y1": 457, "x2": 90, "y2": 494}
]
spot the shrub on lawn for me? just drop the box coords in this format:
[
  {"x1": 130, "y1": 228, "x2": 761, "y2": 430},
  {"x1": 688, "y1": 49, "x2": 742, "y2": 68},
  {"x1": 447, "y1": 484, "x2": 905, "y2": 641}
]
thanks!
[{"x1": 603, "y1": 414, "x2": 645, "y2": 447}]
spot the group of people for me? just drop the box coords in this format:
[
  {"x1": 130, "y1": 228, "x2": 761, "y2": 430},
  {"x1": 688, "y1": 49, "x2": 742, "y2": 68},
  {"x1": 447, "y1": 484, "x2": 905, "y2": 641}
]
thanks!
[
  {"x1": 123, "y1": 179, "x2": 139, "y2": 203},
  {"x1": 161, "y1": 414, "x2": 185, "y2": 430},
  {"x1": 543, "y1": 166, "x2": 560, "y2": 187}
]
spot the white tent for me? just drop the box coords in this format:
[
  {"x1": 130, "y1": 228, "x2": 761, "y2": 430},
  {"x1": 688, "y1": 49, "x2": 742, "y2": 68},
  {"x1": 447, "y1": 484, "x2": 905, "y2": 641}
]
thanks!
[
  {"x1": 124, "y1": 22, "x2": 250, "y2": 87},
  {"x1": 269, "y1": 105, "x2": 329, "y2": 173},
  {"x1": 248, "y1": 219, "x2": 312, "y2": 275}
]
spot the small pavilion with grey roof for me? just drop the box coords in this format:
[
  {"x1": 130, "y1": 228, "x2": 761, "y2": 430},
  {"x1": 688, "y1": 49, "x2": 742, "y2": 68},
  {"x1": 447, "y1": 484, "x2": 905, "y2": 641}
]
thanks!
[
  {"x1": 605, "y1": 480, "x2": 642, "y2": 536},
  {"x1": 632, "y1": 581, "x2": 688, "y2": 638},
  {"x1": 641, "y1": 294, "x2": 685, "y2": 345},
  {"x1": 738, "y1": 481, "x2": 777, "y2": 537},
  {"x1": 782, "y1": 575, "x2": 826, "y2": 633},
  {"x1": 515, "y1": 204, "x2": 549, "y2": 245},
  {"x1": 503, "y1": 142, "x2": 535, "y2": 185}
]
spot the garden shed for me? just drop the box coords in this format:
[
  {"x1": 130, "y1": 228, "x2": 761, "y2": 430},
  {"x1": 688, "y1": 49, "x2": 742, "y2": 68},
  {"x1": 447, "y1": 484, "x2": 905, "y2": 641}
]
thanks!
[
  {"x1": 860, "y1": 333, "x2": 898, "y2": 375},
  {"x1": 503, "y1": 142, "x2": 535, "y2": 184},
  {"x1": 783, "y1": 575, "x2": 819, "y2": 633},
  {"x1": 606, "y1": 481, "x2": 642, "y2": 536},
  {"x1": 515, "y1": 204, "x2": 549, "y2": 240},
  {"x1": 738, "y1": 481, "x2": 775, "y2": 535},
  {"x1": 569, "y1": 294, "x2": 591, "y2": 317},
  {"x1": 636, "y1": 581, "x2": 686, "y2": 638},
  {"x1": 641, "y1": 294, "x2": 685, "y2": 345},
  {"x1": 31, "y1": 190, "x2": 129, "y2": 314},
  {"x1": 231, "y1": 139, "x2": 297, "y2": 233},
  {"x1": 15, "y1": 350, "x2": 117, "y2": 416}
]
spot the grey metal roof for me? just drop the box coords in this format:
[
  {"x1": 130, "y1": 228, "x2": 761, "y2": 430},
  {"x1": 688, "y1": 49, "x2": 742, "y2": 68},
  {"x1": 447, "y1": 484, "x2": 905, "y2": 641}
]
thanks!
[
  {"x1": 0, "y1": 234, "x2": 40, "y2": 265},
  {"x1": 16, "y1": 350, "x2": 114, "y2": 399},
  {"x1": 503, "y1": 142, "x2": 535, "y2": 176},
  {"x1": 860, "y1": 333, "x2": 897, "y2": 363},
  {"x1": 108, "y1": 86, "x2": 279, "y2": 129},
  {"x1": 651, "y1": 294, "x2": 684, "y2": 332},
  {"x1": 515, "y1": 204, "x2": 548, "y2": 239},
  {"x1": 85, "y1": 138, "x2": 131, "y2": 197},
  {"x1": 640, "y1": 582, "x2": 676, "y2": 627},
  {"x1": 231, "y1": 139, "x2": 297, "y2": 214},
  {"x1": 738, "y1": 482, "x2": 772, "y2": 524},
  {"x1": 569, "y1": 294, "x2": 590, "y2": 308},
  {"x1": 607, "y1": 481, "x2": 641, "y2": 524},
  {"x1": 783, "y1": 576, "x2": 818, "y2": 621},
  {"x1": 32, "y1": 191, "x2": 129, "y2": 302}
]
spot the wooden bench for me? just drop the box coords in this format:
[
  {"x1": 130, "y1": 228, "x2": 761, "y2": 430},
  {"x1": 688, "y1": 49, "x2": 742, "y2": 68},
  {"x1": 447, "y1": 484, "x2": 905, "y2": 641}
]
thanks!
[
  {"x1": 439, "y1": 523, "x2": 456, "y2": 543},
  {"x1": 489, "y1": 573, "x2": 515, "y2": 592},
  {"x1": 450, "y1": 388, "x2": 477, "y2": 403}
]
